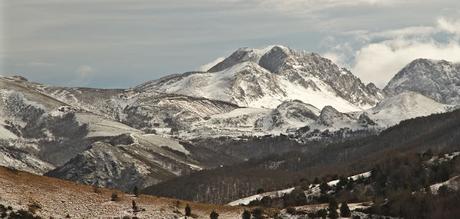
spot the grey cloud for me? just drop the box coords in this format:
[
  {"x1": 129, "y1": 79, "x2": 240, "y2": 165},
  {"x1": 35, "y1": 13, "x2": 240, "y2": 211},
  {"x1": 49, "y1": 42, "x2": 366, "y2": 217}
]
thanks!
[{"x1": 2, "y1": 0, "x2": 460, "y2": 88}]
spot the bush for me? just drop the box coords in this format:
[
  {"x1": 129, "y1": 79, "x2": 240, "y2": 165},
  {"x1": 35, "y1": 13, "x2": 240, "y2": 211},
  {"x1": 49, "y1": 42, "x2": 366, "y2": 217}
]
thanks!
[
  {"x1": 286, "y1": 207, "x2": 297, "y2": 215},
  {"x1": 242, "y1": 210, "x2": 251, "y2": 219},
  {"x1": 111, "y1": 192, "x2": 120, "y2": 201},
  {"x1": 210, "y1": 210, "x2": 219, "y2": 219}
]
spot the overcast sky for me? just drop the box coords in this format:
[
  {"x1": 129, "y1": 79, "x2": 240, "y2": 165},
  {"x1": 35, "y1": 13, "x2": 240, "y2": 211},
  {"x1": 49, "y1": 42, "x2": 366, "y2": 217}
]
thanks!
[{"x1": 1, "y1": 0, "x2": 460, "y2": 88}]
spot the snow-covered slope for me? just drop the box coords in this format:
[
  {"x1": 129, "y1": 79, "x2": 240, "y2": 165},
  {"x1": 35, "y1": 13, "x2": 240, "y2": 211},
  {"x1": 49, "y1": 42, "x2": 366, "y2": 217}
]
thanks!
[
  {"x1": 384, "y1": 58, "x2": 460, "y2": 105},
  {"x1": 0, "y1": 76, "x2": 214, "y2": 191},
  {"x1": 46, "y1": 133, "x2": 202, "y2": 191},
  {"x1": 138, "y1": 46, "x2": 384, "y2": 112},
  {"x1": 367, "y1": 91, "x2": 451, "y2": 127},
  {"x1": 228, "y1": 171, "x2": 371, "y2": 206},
  {"x1": 255, "y1": 100, "x2": 320, "y2": 131}
]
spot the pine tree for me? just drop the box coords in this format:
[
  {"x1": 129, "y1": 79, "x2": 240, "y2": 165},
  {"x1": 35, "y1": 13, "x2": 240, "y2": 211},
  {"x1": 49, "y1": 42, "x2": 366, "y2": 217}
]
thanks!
[
  {"x1": 210, "y1": 210, "x2": 219, "y2": 219},
  {"x1": 185, "y1": 204, "x2": 191, "y2": 216},
  {"x1": 242, "y1": 210, "x2": 251, "y2": 219},
  {"x1": 328, "y1": 197, "x2": 339, "y2": 219},
  {"x1": 319, "y1": 181, "x2": 331, "y2": 194},
  {"x1": 340, "y1": 201, "x2": 351, "y2": 217}
]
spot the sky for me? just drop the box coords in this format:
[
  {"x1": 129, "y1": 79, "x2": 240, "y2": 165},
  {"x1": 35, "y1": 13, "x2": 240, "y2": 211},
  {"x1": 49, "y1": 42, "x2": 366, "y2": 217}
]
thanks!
[{"x1": 1, "y1": 0, "x2": 460, "y2": 88}]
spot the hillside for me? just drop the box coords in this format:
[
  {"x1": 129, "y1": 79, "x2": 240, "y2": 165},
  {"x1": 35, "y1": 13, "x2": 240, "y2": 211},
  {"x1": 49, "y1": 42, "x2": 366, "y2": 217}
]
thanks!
[
  {"x1": 0, "y1": 166, "x2": 245, "y2": 218},
  {"x1": 143, "y1": 109, "x2": 460, "y2": 204}
]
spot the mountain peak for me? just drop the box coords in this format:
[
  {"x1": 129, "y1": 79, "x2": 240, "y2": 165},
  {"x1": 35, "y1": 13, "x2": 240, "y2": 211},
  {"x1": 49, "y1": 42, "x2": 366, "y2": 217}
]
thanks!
[
  {"x1": 384, "y1": 58, "x2": 460, "y2": 105},
  {"x1": 208, "y1": 45, "x2": 292, "y2": 73}
]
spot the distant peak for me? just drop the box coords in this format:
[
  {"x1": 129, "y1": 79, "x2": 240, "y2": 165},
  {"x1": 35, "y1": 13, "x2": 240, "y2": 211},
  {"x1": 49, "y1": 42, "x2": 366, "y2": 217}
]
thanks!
[{"x1": 208, "y1": 45, "x2": 293, "y2": 73}]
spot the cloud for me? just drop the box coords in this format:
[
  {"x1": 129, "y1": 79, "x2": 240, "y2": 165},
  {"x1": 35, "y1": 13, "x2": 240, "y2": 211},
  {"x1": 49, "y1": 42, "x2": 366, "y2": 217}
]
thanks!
[
  {"x1": 76, "y1": 65, "x2": 94, "y2": 78},
  {"x1": 437, "y1": 17, "x2": 460, "y2": 36},
  {"x1": 352, "y1": 39, "x2": 460, "y2": 88},
  {"x1": 321, "y1": 16, "x2": 460, "y2": 88},
  {"x1": 198, "y1": 57, "x2": 225, "y2": 71},
  {"x1": 245, "y1": 0, "x2": 402, "y2": 12}
]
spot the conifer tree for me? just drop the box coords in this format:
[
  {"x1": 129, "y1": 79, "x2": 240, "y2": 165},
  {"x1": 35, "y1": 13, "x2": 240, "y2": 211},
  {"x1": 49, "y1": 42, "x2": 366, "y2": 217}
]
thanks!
[{"x1": 340, "y1": 201, "x2": 351, "y2": 217}]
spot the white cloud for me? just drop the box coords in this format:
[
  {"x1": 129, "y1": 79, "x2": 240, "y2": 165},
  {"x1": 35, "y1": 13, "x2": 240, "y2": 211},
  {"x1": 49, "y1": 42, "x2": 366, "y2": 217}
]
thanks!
[
  {"x1": 198, "y1": 57, "x2": 225, "y2": 71},
  {"x1": 352, "y1": 39, "x2": 460, "y2": 88},
  {"x1": 322, "y1": 52, "x2": 346, "y2": 67},
  {"x1": 322, "y1": 16, "x2": 460, "y2": 88},
  {"x1": 437, "y1": 17, "x2": 460, "y2": 36}
]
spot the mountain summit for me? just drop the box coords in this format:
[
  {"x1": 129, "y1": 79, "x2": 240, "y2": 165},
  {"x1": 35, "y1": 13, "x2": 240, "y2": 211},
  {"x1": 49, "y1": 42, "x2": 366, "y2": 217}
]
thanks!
[
  {"x1": 138, "y1": 46, "x2": 384, "y2": 112},
  {"x1": 384, "y1": 58, "x2": 460, "y2": 105}
]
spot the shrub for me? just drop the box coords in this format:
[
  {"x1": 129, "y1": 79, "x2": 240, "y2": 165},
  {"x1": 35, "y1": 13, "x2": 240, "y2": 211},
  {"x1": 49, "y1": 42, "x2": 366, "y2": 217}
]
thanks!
[
  {"x1": 210, "y1": 210, "x2": 219, "y2": 219},
  {"x1": 111, "y1": 192, "x2": 120, "y2": 201},
  {"x1": 242, "y1": 210, "x2": 251, "y2": 219}
]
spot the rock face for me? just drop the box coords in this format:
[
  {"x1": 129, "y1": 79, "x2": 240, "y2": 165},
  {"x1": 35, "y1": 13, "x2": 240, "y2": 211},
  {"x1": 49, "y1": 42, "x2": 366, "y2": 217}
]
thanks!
[
  {"x1": 384, "y1": 59, "x2": 460, "y2": 105},
  {"x1": 138, "y1": 45, "x2": 385, "y2": 112},
  {"x1": 318, "y1": 106, "x2": 354, "y2": 127}
]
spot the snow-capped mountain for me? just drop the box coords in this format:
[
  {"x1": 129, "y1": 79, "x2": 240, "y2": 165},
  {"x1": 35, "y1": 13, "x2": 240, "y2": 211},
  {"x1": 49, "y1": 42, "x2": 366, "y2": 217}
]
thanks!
[
  {"x1": 1, "y1": 46, "x2": 460, "y2": 195},
  {"x1": 138, "y1": 45, "x2": 384, "y2": 112},
  {"x1": 384, "y1": 58, "x2": 460, "y2": 105}
]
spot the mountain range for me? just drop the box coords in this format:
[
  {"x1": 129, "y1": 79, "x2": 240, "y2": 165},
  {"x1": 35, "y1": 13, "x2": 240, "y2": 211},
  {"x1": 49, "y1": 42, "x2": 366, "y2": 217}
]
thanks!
[{"x1": 1, "y1": 45, "x2": 460, "y2": 216}]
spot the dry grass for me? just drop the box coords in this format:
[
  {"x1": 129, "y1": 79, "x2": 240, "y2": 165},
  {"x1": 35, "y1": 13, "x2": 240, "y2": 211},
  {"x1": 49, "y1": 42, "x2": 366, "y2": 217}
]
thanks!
[{"x1": 0, "y1": 166, "x2": 248, "y2": 218}]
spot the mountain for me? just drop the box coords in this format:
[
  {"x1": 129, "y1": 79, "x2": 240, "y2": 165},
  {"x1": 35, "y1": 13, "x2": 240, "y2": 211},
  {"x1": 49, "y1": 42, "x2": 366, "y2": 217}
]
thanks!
[
  {"x1": 384, "y1": 58, "x2": 460, "y2": 105},
  {"x1": 1, "y1": 46, "x2": 460, "y2": 202},
  {"x1": 0, "y1": 76, "x2": 236, "y2": 191},
  {"x1": 137, "y1": 45, "x2": 384, "y2": 112}
]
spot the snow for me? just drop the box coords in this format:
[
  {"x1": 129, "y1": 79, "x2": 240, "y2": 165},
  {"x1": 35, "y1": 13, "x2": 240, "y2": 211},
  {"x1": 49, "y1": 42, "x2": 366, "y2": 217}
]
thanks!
[
  {"x1": 159, "y1": 62, "x2": 248, "y2": 104},
  {"x1": 0, "y1": 122, "x2": 17, "y2": 140},
  {"x1": 228, "y1": 187, "x2": 295, "y2": 206},
  {"x1": 150, "y1": 55, "x2": 372, "y2": 113},
  {"x1": 367, "y1": 91, "x2": 449, "y2": 127},
  {"x1": 75, "y1": 113, "x2": 140, "y2": 137},
  {"x1": 430, "y1": 176, "x2": 460, "y2": 194},
  {"x1": 327, "y1": 171, "x2": 371, "y2": 187},
  {"x1": 229, "y1": 171, "x2": 372, "y2": 206},
  {"x1": 138, "y1": 134, "x2": 190, "y2": 155}
]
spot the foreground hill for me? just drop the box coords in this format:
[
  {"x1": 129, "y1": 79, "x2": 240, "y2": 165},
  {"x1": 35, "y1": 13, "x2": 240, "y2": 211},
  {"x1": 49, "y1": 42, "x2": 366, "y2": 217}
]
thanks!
[{"x1": 0, "y1": 166, "x2": 245, "y2": 218}]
